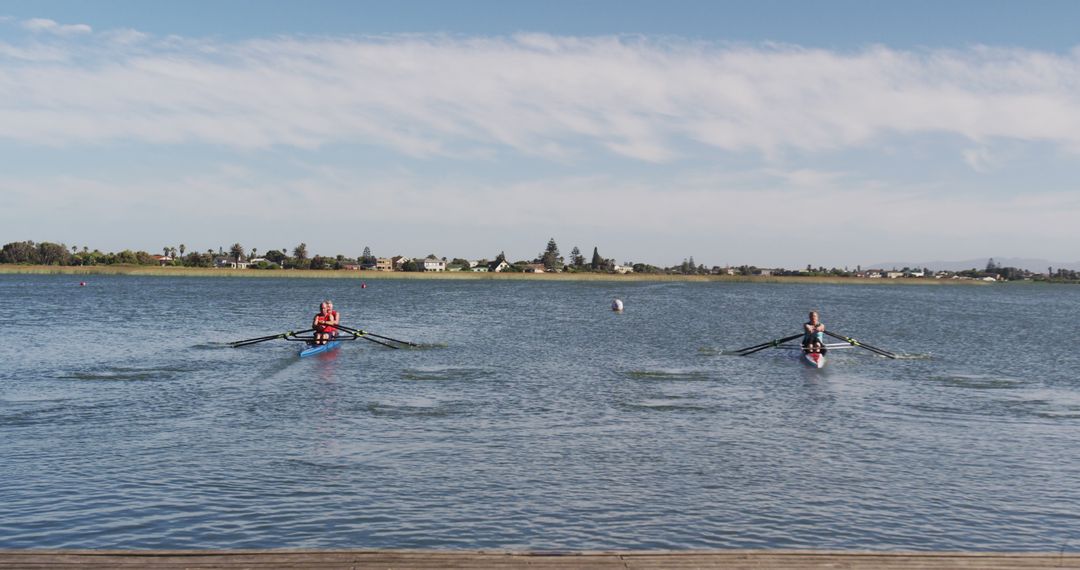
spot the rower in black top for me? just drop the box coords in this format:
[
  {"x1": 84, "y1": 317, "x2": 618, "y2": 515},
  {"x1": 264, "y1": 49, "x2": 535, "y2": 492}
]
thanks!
[{"x1": 802, "y1": 310, "x2": 826, "y2": 354}]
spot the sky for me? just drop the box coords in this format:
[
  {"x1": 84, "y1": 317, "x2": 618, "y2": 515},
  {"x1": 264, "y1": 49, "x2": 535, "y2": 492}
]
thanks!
[{"x1": 3, "y1": 0, "x2": 1080, "y2": 268}]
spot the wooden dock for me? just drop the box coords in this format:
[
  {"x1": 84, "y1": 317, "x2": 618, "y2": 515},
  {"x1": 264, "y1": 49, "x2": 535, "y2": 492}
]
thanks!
[{"x1": 1, "y1": 550, "x2": 1077, "y2": 569}]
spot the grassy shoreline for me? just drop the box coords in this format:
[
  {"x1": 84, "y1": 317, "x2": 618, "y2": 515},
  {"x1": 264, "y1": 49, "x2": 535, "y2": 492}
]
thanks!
[{"x1": 0, "y1": 264, "x2": 990, "y2": 285}]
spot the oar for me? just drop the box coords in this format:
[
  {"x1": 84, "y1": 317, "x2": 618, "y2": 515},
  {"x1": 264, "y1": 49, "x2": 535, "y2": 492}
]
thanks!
[
  {"x1": 735, "y1": 333, "x2": 803, "y2": 356},
  {"x1": 230, "y1": 328, "x2": 315, "y2": 347},
  {"x1": 824, "y1": 330, "x2": 897, "y2": 359},
  {"x1": 335, "y1": 324, "x2": 417, "y2": 348},
  {"x1": 332, "y1": 324, "x2": 401, "y2": 349},
  {"x1": 360, "y1": 331, "x2": 419, "y2": 347}
]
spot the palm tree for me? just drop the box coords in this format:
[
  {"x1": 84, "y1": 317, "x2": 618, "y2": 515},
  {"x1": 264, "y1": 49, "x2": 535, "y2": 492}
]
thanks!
[
  {"x1": 179, "y1": 244, "x2": 186, "y2": 259},
  {"x1": 229, "y1": 243, "x2": 244, "y2": 263}
]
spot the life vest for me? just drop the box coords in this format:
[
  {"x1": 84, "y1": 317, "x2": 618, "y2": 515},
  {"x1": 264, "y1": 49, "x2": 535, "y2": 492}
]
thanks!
[{"x1": 315, "y1": 310, "x2": 338, "y2": 333}]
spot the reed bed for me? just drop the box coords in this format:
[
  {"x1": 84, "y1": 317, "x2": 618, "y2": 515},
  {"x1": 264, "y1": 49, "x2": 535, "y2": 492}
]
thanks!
[{"x1": 0, "y1": 264, "x2": 987, "y2": 285}]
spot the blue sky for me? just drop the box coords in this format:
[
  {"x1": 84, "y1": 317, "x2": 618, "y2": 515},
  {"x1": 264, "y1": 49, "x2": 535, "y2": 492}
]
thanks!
[{"x1": 3, "y1": 1, "x2": 1080, "y2": 267}]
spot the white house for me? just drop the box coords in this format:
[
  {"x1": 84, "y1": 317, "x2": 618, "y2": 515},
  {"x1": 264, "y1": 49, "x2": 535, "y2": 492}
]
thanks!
[{"x1": 419, "y1": 256, "x2": 446, "y2": 272}]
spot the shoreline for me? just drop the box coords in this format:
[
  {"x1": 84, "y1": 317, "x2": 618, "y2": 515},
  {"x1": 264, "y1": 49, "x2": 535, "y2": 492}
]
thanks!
[
  {"x1": 0, "y1": 549, "x2": 1073, "y2": 569},
  {"x1": 0, "y1": 265, "x2": 991, "y2": 285}
]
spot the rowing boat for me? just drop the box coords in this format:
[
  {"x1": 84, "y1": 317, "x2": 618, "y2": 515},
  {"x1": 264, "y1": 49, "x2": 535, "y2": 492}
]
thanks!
[
  {"x1": 802, "y1": 351, "x2": 826, "y2": 368},
  {"x1": 733, "y1": 331, "x2": 898, "y2": 363},
  {"x1": 299, "y1": 339, "x2": 342, "y2": 358},
  {"x1": 779, "y1": 343, "x2": 854, "y2": 369}
]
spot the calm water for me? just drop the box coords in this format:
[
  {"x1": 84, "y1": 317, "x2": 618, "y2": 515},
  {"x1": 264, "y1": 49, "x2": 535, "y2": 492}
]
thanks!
[{"x1": 1, "y1": 275, "x2": 1079, "y2": 550}]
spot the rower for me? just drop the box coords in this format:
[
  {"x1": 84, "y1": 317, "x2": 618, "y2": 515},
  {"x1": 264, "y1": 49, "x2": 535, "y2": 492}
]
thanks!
[
  {"x1": 312, "y1": 300, "x2": 340, "y2": 346},
  {"x1": 802, "y1": 310, "x2": 826, "y2": 354}
]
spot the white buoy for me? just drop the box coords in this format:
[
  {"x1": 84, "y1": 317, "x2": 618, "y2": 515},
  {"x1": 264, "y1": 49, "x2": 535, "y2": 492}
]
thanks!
[{"x1": 611, "y1": 298, "x2": 624, "y2": 312}]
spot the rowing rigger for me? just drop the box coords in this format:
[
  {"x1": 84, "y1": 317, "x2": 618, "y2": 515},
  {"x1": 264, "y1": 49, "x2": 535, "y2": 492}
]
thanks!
[
  {"x1": 729, "y1": 330, "x2": 899, "y2": 369},
  {"x1": 229, "y1": 324, "x2": 417, "y2": 356}
]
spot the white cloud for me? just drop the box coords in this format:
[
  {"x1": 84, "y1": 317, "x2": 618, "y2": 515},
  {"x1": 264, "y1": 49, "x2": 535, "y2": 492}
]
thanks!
[
  {"x1": 21, "y1": 18, "x2": 92, "y2": 35},
  {"x1": 962, "y1": 147, "x2": 995, "y2": 172},
  {"x1": 1, "y1": 33, "x2": 1080, "y2": 164}
]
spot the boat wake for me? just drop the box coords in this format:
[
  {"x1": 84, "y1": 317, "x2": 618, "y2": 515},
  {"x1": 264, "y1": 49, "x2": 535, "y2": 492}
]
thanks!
[
  {"x1": 58, "y1": 365, "x2": 189, "y2": 382},
  {"x1": 400, "y1": 366, "x2": 493, "y2": 381},
  {"x1": 624, "y1": 369, "x2": 712, "y2": 381}
]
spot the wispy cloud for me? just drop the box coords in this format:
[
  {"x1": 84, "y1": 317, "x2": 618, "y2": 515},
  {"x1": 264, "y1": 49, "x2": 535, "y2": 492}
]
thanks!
[
  {"x1": 2, "y1": 31, "x2": 1080, "y2": 166},
  {"x1": 21, "y1": 18, "x2": 92, "y2": 35}
]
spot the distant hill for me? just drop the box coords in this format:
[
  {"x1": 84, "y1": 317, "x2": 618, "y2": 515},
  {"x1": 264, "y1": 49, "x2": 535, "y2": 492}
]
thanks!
[{"x1": 865, "y1": 257, "x2": 1080, "y2": 273}]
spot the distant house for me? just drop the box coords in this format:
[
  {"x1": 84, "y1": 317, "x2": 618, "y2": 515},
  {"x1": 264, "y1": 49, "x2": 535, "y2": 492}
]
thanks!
[
  {"x1": 907, "y1": 270, "x2": 925, "y2": 278},
  {"x1": 488, "y1": 260, "x2": 510, "y2": 272},
  {"x1": 391, "y1": 256, "x2": 409, "y2": 271},
  {"x1": 471, "y1": 261, "x2": 490, "y2": 272},
  {"x1": 375, "y1": 258, "x2": 393, "y2": 271},
  {"x1": 154, "y1": 255, "x2": 173, "y2": 266},
  {"x1": 523, "y1": 263, "x2": 546, "y2": 273},
  {"x1": 886, "y1": 271, "x2": 904, "y2": 279},
  {"x1": 613, "y1": 264, "x2": 634, "y2": 274},
  {"x1": 754, "y1": 269, "x2": 773, "y2": 277},
  {"x1": 214, "y1": 257, "x2": 249, "y2": 269},
  {"x1": 343, "y1": 264, "x2": 361, "y2": 271},
  {"x1": 419, "y1": 255, "x2": 446, "y2": 272},
  {"x1": 866, "y1": 270, "x2": 884, "y2": 278}
]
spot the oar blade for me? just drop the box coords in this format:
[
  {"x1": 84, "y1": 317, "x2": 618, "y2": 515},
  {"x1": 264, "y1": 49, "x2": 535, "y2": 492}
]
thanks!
[
  {"x1": 823, "y1": 331, "x2": 898, "y2": 359},
  {"x1": 336, "y1": 324, "x2": 416, "y2": 348}
]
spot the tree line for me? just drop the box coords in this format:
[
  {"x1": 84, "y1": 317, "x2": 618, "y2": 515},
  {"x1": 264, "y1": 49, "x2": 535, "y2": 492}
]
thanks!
[{"x1": 3, "y1": 239, "x2": 1075, "y2": 281}]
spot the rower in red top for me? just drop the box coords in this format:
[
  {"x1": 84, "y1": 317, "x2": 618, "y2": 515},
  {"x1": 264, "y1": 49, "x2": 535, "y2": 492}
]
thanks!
[{"x1": 312, "y1": 300, "x2": 340, "y2": 345}]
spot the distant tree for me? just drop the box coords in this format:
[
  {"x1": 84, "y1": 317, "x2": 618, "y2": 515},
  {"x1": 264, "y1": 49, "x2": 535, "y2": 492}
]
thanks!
[
  {"x1": 495, "y1": 251, "x2": 507, "y2": 264},
  {"x1": 590, "y1": 247, "x2": 603, "y2": 271},
  {"x1": 362, "y1": 246, "x2": 373, "y2": 263},
  {"x1": 187, "y1": 252, "x2": 213, "y2": 267},
  {"x1": 0, "y1": 241, "x2": 38, "y2": 264},
  {"x1": 179, "y1": 244, "x2": 186, "y2": 259},
  {"x1": 310, "y1": 255, "x2": 329, "y2": 270},
  {"x1": 293, "y1": 243, "x2": 308, "y2": 262},
  {"x1": 568, "y1": 246, "x2": 584, "y2": 268},
  {"x1": 403, "y1": 259, "x2": 420, "y2": 272},
  {"x1": 38, "y1": 242, "x2": 71, "y2": 266},
  {"x1": 540, "y1": 238, "x2": 562, "y2": 271},
  {"x1": 163, "y1": 246, "x2": 170, "y2": 258},
  {"x1": 114, "y1": 250, "x2": 139, "y2": 264},
  {"x1": 250, "y1": 247, "x2": 257, "y2": 260},
  {"x1": 688, "y1": 257, "x2": 697, "y2": 273},
  {"x1": 264, "y1": 249, "x2": 286, "y2": 266},
  {"x1": 229, "y1": 243, "x2": 244, "y2": 263}
]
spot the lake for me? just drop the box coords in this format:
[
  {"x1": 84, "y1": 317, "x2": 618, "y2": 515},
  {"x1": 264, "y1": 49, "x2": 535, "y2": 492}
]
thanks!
[{"x1": 1, "y1": 275, "x2": 1078, "y2": 550}]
